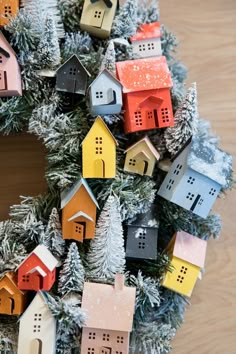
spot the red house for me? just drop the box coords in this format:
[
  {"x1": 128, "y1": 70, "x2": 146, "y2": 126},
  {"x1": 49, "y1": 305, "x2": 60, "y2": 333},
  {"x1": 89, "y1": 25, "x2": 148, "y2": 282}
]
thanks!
[
  {"x1": 18, "y1": 245, "x2": 59, "y2": 291},
  {"x1": 116, "y1": 56, "x2": 174, "y2": 134}
]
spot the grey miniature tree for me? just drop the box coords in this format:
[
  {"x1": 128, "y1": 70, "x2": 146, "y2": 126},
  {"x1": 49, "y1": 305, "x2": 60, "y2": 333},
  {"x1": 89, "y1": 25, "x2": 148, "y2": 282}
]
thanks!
[
  {"x1": 100, "y1": 40, "x2": 116, "y2": 76},
  {"x1": 43, "y1": 208, "x2": 65, "y2": 258},
  {"x1": 86, "y1": 195, "x2": 126, "y2": 279},
  {"x1": 58, "y1": 242, "x2": 85, "y2": 296},
  {"x1": 164, "y1": 83, "x2": 199, "y2": 156}
]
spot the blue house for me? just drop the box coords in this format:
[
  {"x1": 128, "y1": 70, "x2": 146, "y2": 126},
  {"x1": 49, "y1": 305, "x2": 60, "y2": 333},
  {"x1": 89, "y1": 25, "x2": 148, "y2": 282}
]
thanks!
[{"x1": 157, "y1": 136, "x2": 232, "y2": 218}]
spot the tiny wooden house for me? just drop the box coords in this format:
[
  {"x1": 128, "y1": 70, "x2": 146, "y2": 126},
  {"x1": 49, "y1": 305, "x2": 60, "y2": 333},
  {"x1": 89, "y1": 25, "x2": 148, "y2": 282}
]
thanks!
[
  {"x1": 157, "y1": 136, "x2": 233, "y2": 218},
  {"x1": 80, "y1": 0, "x2": 118, "y2": 39},
  {"x1": 82, "y1": 116, "x2": 118, "y2": 178},
  {"x1": 0, "y1": 31, "x2": 22, "y2": 96},
  {"x1": 124, "y1": 136, "x2": 160, "y2": 177},
  {"x1": 56, "y1": 55, "x2": 90, "y2": 95},
  {"x1": 18, "y1": 245, "x2": 59, "y2": 291},
  {"x1": 0, "y1": 0, "x2": 19, "y2": 26},
  {"x1": 89, "y1": 69, "x2": 123, "y2": 116},
  {"x1": 61, "y1": 178, "x2": 99, "y2": 242},
  {"x1": 116, "y1": 56, "x2": 173, "y2": 134},
  {"x1": 162, "y1": 231, "x2": 207, "y2": 297},
  {"x1": 81, "y1": 274, "x2": 136, "y2": 354},
  {"x1": 126, "y1": 209, "x2": 158, "y2": 260},
  {"x1": 130, "y1": 22, "x2": 162, "y2": 58},
  {"x1": 0, "y1": 271, "x2": 27, "y2": 315},
  {"x1": 17, "y1": 291, "x2": 56, "y2": 354}
]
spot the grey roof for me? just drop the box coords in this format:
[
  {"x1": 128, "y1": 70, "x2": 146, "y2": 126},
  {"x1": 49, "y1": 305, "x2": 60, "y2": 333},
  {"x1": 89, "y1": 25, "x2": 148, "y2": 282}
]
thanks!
[
  {"x1": 187, "y1": 136, "x2": 232, "y2": 187},
  {"x1": 61, "y1": 178, "x2": 99, "y2": 209},
  {"x1": 89, "y1": 68, "x2": 122, "y2": 89},
  {"x1": 56, "y1": 54, "x2": 91, "y2": 77}
]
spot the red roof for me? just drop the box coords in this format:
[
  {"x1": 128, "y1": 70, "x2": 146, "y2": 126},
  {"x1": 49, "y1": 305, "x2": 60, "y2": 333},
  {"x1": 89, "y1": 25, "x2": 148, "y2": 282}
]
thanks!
[
  {"x1": 116, "y1": 56, "x2": 173, "y2": 93},
  {"x1": 130, "y1": 22, "x2": 161, "y2": 42}
]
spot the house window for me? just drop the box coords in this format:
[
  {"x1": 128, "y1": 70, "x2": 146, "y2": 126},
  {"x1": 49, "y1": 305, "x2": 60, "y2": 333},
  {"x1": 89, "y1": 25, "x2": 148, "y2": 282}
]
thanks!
[
  {"x1": 134, "y1": 111, "x2": 142, "y2": 126},
  {"x1": 180, "y1": 266, "x2": 188, "y2": 274},
  {"x1": 147, "y1": 111, "x2": 153, "y2": 119},
  {"x1": 94, "y1": 10, "x2": 102, "y2": 18},
  {"x1": 96, "y1": 91, "x2": 103, "y2": 99},
  {"x1": 117, "y1": 336, "x2": 124, "y2": 343},
  {"x1": 161, "y1": 108, "x2": 170, "y2": 123},
  {"x1": 129, "y1": 158, "x2": 136, "y2": 166},
  {"x1": 103, "y1": 333, "x2": 110, "y2": 341},
  {"x1": 69, "y1": 67, "x2": 77, "y2": 76},
  {"x1": 138, "y1": 44, "x2": 146, "y2": 52},
  {"x1": 198, "y1": 198, "x2": 204, "y2": 206},
  {"x1": 87, "y1": 348, "x2": 95, "y2": 354},
  {"x1": 95, "y1": 136, "x2": 103, "y2": 155},
  {"x1": 88, "y1": 332, "x2": 96, "y2": 340},
  {"x1": 0, "y1": 56, "x2": 2, "y2": 63},
  {"x1": 209, "y1": 188, "x2": 217, "y2": 196},
  {"x1": 177, "y1": 275, "x2": 184, "y2": 283},
  {"x1": 173, "y1": 164, "x2": 183, "y2": 175},
  {"x1": 147, "y1": 42, "x2": 155, "y2": 50},
  {"x1": 166, "y1": 178, "x2": 174, "y2": 190},
  {"x1": 22, "y1": 275, "x2": 30, "y2": 282},
  {"x1": 186, "y1": 192, "x2": 194, "y2": 201},
  {"x1": 33, "y1": 313, "x2": 42, "y2": 333},
  {"x1": 4, "y1": 5, "x2": 12, "y2": 17},
  {"x1": 187, "y1": 176, "x2": 195, "y2": 184}
]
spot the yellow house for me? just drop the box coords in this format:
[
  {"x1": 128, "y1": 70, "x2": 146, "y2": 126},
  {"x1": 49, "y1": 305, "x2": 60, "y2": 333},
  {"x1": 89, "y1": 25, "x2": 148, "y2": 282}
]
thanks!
[
  {"x1": 80, "y1": 0, "x2": 118, "y2": 39},
  {"x1": 124, "y1": 136, "x2": 160, "y2": 177},
  {"x1": 82, "y1": 116, "x2": 118, "y2": 178},
  {"x1": 162, "y1": 231, "x2": 207, "y2": 297},
  {"x1": 0, "y1": 0, "x2": 19, "y2": 26}
]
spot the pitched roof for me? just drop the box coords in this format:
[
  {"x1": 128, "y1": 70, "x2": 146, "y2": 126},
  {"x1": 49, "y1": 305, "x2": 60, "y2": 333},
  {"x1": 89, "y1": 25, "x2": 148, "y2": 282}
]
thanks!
[
  {"x1": 116, "y1": 56, "x2": 172, "y2": 93},
  {"x1": 81, "y1": 276, "x2": 136, "y2": 332},
  {"x1": 82, "y1": 116, "x2": 118, "y2": 146},
  {"x1": 68, "y1": 211, "x2": 94, "y2": 222},
  {"x1": 61, "y1": 178, "x2": 99, "y2": 209},
  {"x1": 130, "y1": 22, "x2": 161, "y2": 42},
  {"x1": 187, "y1": 136, "x2": 233, "y2": 187},
  {"x1": 89, "y1": 68, "x2": 122, "y2": 88},
  {"x1": 18, "y1": 245, "x2": 59, "y2": 272},
  {"x1": 125, "y1": 136, "x2": 160, "y2": 161},
  {"x1": 56, "y1": 54, "x2": 91, "y2": 77},
  {"x1": 0, "y1": 272, "x2": 24, "y2": 295},
  {"x1": 173, "y1": 231, "x2": 207, "y2": 268}
]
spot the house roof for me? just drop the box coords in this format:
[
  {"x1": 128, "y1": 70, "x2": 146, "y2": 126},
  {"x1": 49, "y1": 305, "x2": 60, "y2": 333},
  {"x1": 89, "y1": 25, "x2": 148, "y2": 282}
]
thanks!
[
  {"x1": 82, "y1": 116, "x2": 118, "y2": 146},
  {"x1": 19, "y1": 291, "x2": 54, "y2": 321},
  {"x1": 61, "y1": 178, "x2": 99, "y2": 209},
  {"x1": 127, "y1": 206, "x2": 159, "y2": 228},
  {"x1": 116, "y1": 56, "x2": 172, "y2": 93},
  {"x1": 26, "y1": 266, "x2": 47, "y2": 277},
  {"x1": 68, "y1": 211, "x2": 94, "y2": 222},
  {"x1": 130, "y1": 22, "x2": 161, "y2": 42},
  {"x1": 81, "y1": 276, "x2": 136, "y2": 332},
  {"x1": 187, "y1": 136, "x2": 233, "y2": 187},
  {"x1": 173, "y1": 231, "x2": 207, "y2": 268},
  {"x1": 56, "y1": 54, "x2": 91, "y2": 77},
  {"x1": 89, "y1": 68, "x2": 122, "y2": 89},
  {"x1": 18, "y1": 245, "x2": 59, "y2": 272},
  {"x1": 125, "y1": 136, "x2": 160, "y2": 161},
  {"x1": 0, "y1": 272, "x2": 24, "y2": 295}
]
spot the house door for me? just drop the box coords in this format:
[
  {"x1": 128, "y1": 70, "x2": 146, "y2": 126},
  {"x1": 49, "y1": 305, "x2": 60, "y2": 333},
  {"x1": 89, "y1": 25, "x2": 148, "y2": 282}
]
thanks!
[
  {"x1": 154, "y1": 109, "x2": 159, "y2": 127},
  {"x1": 0, "y1": 70, "x2": 7, "y2": 90},
  {"x1": 190, "y1": 194, "x2": 201, "y2": 212},
  {"x1": 138, "y1": 160, "x2": 149, "y2": 175},
  {"x1": 8, "y1": 297, "x2": 15, "y2": 314},
  {"x1": 36, "y1": 274, "x2": 44, "y2": 290},
  {"x1": 95, "y1": 159, "x2": 105, "y2": 178},
  {"x1": 31, "y1": 339, "x2": 42, "y2": 354},
  {"x1": 99, "y1": 347, "x2": 112, "y2": 354},
  {"x1": 90, "y1": 9, "x2": 105, "y2": 28},
  {"x1": 73, "y1": 221, "x2": 86, "y2": 241}
]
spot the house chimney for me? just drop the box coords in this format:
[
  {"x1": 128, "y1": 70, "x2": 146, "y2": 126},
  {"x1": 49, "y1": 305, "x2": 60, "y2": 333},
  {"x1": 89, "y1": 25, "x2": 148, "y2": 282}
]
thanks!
[{"x1": 114, "y1": 274, "x2": 125, "y2": 291}]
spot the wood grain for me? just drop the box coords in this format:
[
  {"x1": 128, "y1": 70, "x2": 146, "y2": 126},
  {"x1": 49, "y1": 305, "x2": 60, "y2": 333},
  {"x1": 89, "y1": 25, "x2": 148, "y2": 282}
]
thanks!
[{"x1": 0, "y1": 1, "x2": 235, "y2": 353}]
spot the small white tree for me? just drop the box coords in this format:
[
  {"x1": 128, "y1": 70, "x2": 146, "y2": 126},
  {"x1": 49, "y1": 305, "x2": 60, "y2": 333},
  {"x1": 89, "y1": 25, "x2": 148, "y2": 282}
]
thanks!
[
  {"x1": 43, "y1": 208, "x2": 65, "y2": 258},
  {"x1": 87, "y1": 195, "x2": 126, "y2": 279},
  {"x1": 58, "y1": 242, "x2": 85, "y2": 296},
  {"x1": 164, "y1": 83, "x2": 199, "y2": 156},
  {"x1": 100, "y1": 41, "x2": 116, "y2": 76},
  {"x1": 112, "y1": 0, "x2": 138, "y2": 38}
]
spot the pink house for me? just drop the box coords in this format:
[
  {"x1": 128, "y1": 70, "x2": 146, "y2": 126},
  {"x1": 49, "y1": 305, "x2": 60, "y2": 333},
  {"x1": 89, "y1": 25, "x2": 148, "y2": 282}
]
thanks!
[
  {"x1": 0, "y1": 31, "x2": 22, "y2": 96},
  {"x1": 81, "y1": 274, "x2": 136, "y2": 354}
]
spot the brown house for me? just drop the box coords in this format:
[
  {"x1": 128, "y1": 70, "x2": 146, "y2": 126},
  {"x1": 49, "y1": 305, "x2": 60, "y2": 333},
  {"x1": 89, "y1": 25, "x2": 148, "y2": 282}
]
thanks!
[
  {"x1": 61, "y1": 178, "x2": 99, "y2": 242},
  {"x1": 0, "y1": 271, "x2": 27, "y2": 315},
  {"x1": 81, "y1": 274, "x2": 136, "y2": 354},
  {"x1": 0, "y1": 0, "x2": 19, "y2": 26}
]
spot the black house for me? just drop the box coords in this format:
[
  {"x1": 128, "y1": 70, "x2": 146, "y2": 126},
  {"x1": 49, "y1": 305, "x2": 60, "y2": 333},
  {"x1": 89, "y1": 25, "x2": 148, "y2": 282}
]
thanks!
[{"x1": 56, "y1": 55, "x2": 90, "y2": 95}]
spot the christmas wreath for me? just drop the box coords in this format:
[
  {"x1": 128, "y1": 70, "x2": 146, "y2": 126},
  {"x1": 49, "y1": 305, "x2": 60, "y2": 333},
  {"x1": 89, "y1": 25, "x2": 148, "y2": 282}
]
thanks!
[{"x1": 0, "y1": 1, "x2": 234, "y2": 354}]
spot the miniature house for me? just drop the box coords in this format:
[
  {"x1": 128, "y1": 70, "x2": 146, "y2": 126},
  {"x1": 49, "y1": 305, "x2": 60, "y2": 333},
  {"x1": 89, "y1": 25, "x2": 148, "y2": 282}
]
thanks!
[
  {"x1": 0, "y1": 31, "x2": 22, "y2": 96},
  {"x1": 61, "y1": 178, "x2": 99, "y2": 241},
  {"x1": 80, "y1": 0, "x2": 118, "y2": 39},
  {"x1": 0, "y1": 0, "x2": 19, "y2": 26},
  {"x1": 18, "y1": 245, "x2": 59, "y2": 291},
  {"x1": 130, "y1": 22, "x2": 162, "y2": 58},
  {"x1": 126, "y1": 209, "x2": 159, "y2": 260},
  {"x1": 124, "y1": 136, "x2": 160, "y2": 177},
  {"x1": 81, "y1": 274, "x2": 136, "y2": 354},
  {"x1": 157, "y1": 136, "x2": 233, "y2": 218},
  {"x1": 89, "y1": 69, "x2": 123, "y2": 116},
  {"x1": 17, "y1": 291, "x2": 56, "y2": 354},
  {"x1": 82, "y1": 116, "x2": 118, "y2": 178},
  {"x1": 0, "y1": 271, "x2": 27, "y2": 315},
  {"x1": 56, "y1": 55, "x2": 90, "y2": 95},
  {"x1": 116, "y1": 56, "x2": 174, "y2": 134},
  {"x1": 162, "y1": 231, "x2": 207, "y2": 297}
]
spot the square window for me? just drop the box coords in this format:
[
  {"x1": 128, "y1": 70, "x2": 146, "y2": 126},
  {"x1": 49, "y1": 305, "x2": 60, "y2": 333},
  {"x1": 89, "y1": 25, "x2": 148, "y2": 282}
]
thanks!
[
  {"x1": 129, "y1": 159, "x2": 136, "y2": 166},
  {"x1": 103, "y1": 333, "x2": 110, "y2": 341}
]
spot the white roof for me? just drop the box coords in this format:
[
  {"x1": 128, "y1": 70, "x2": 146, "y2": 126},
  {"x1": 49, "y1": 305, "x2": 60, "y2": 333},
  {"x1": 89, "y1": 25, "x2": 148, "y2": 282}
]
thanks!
[
  {"x1": 68, "y1": 211, "x2": 94, "y2": 222},
  {"x1": 18, "y1": 245, "x2": 59, "y2": 272},
  {"x1": 26, "y1": 266, "x2": 47, "y2": 277},
  {"x1": 89, "y1": 69, "x2": 122, "y2": 89}
]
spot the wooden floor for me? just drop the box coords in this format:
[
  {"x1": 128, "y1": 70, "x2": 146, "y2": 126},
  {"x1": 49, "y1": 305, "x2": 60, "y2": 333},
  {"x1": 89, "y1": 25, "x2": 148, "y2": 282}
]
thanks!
[{"x1": 0, "y1": 1, "x2": 235, "y2": 353}]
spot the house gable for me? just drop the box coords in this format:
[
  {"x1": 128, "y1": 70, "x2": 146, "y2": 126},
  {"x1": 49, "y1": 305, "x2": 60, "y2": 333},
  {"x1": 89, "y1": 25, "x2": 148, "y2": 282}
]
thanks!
[{"x1": 82, "y1": 116, "x2": 118, "y2": 147}]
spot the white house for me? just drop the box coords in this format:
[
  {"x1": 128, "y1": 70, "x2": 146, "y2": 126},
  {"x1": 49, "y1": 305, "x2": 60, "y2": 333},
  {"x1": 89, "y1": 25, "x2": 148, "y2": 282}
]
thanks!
[{"x1": 130, "y1": 22, "x2": 162, "y2": 58}]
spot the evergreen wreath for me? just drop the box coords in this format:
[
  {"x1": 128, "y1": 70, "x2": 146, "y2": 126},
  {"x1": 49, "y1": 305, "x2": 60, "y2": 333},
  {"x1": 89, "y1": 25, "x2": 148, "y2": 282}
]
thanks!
[{"x1": 0, "y1": 1, "x2": 234, "y2": 353}]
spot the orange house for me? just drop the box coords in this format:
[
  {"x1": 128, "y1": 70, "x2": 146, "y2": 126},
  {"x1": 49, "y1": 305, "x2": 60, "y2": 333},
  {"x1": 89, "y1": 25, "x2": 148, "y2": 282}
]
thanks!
[
  {"x1": 61, "y1": 178, "x2": 99, "y2": 242},
  {"x1": 0, "y1": 0, "x2": 19, "y2": 26},
  {"x1": 116, "y1": 56, "x2": 173, "y2": 134},
  {"x1": 0, "y1": 271, "x2": 27, "y2": 315}
]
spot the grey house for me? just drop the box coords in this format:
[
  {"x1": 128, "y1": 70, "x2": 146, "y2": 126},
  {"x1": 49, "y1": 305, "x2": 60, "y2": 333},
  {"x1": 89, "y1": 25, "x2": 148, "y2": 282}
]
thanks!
[
  {"x1": 158, "y1": 136, "x2": 232, "y2": 219},
  {"x1": 56, "y1": 55, "x2": 90, "y2": 95},
  {"x1": 89, "y1": 69, "x2": 122, "y2": 116},
  {"x1": 126, "y1": 210, "x2": 159, "y2": 260}
]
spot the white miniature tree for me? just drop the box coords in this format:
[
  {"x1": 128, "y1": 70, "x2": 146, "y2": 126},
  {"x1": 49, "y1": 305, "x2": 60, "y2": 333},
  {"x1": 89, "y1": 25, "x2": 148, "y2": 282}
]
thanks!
[
  {"x1": 87, "y1": 195, "x2": 126, "y2": 279},
  {"x1": 100, "y1": 41, "x2": 116, "y2": 76},
  {"x1": 111, "y1": 0, "x2": 138, "y2": 38},
  {"x1": 43, "y1": 208, "x2": 65, "y2": 258},
  {"x1": 58, "y1": 242, "x2": 85, "y2": 296},
  {"x1": 164, "y1": 83, "x2": 199, "y2": 156}
]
